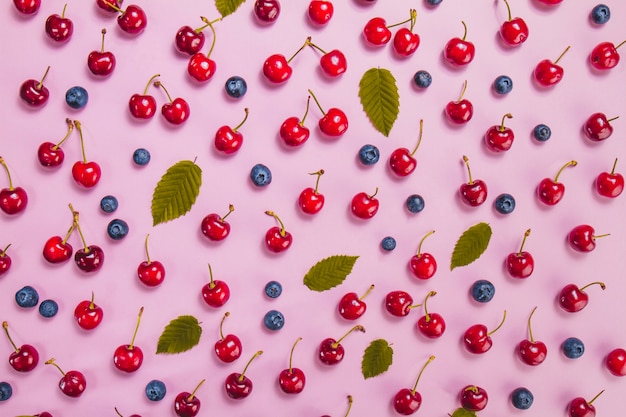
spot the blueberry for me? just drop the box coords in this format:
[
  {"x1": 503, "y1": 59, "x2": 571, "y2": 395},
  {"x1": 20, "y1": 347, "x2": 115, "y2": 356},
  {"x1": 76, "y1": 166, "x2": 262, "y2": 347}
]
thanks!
[
  {"x1": 562, "y1": 337, "x2": 585, "y2": 359},
  {"x1": 264, "y1": 281, "x2": 283, "y2": 298},
  {"x1": 15, "y1": 286, "x2": 39, "y2": 308},
  {"x1": 65, "y1": 86, "x2": 88, "y2": 109},
  {"x1": 493, "y1": 75, "x2": 513, "y2": 95},
  {"x1": 225, "y1": 76, "x2": 247, "y2": 98},
  {"x1": 413, "y1": 70, "x2": 432, "y2": 88},
  {"x1": 107, "y1": 219, "x2": 129, "y2": 240},
  {"x1": 533, "y1": 124, "x2": 552, "y2": 142},
  {"x1": 39, "y1": 299, "x2": 59, "y2": 318},
  {"x1": 132, "y1": 148, "x2": 151, "y2": 166},
  {"x1": 145, "y1": 379, "x2": 166, "y2": 401},
  {"x1": 263, "y1": 310, "x2": 285, "y2": 331},
  {"x1": 100, "y1": 195, "x2": 118, "y2": 213},
  {"x1": 511, "y1": 387, "x2": 534, "y2": 410},
  {"x1": 0, "y1": 381, "x2": 12, "y2": 401},
  {"x1": 381, "y1": 236, "x2": 396, "y2": 251},
  {"x1": 358, "y1": 144, "x2": 380, "y2": 165},
  {"x1": 406, "y1": 194, "x2": 425, "y2": 213},
  {"x1": 471, "y1": 279, "x2": 495, "y2": 303},
  {"x1": 250, "y1": 164, "x2": 272, "y2": 187},
  {"x1": 494, "y1": 193, "x2": 516, "y2": 214},
  {"x1": 426, "y1": 0, "x2": 443, "y2": 5},
  {"x1": 591, "y1": 4, "x2": 610, "y2": 24}
]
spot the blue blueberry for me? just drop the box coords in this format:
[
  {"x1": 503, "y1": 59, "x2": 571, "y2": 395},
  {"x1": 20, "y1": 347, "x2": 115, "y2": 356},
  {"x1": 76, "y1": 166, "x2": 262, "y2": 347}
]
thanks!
[
  {"x1": 39, "y1": 299, "x2": 59, "y2": 318},
  {"x1": 145, "y1": 379, "x2": 166, "y2": 401},
  {"x1": 591, "y1": 4, "x2": 610, "y2": 24},
  {"x1": 15, "y1": 286, "x2": 39, "y2": 308},
  {"x1": 264, "y1": 281, "x2": 283, "y2": 298},
  {"x1": 494, "y1": 193, "x2": 516, "y2": 214},
  {"x1": 406, "y1": 194, "x2": 425, "y2": 213},
  {"x1": 493, "y1": 75, "x2": 513, "y2": 95},
  {"x1": 533, "y1": 124, "x2": 552, "y2": 142},
  {"x1": 426, "y1": 0, "x2": 443, "y2": 5},
  {"x1": 65, "y1": 86, "x2": 88, "y2": 109},
  {"x1": 132, "y1": 148, "x2": 151, "y2": 166},
  {"x1": 471, "y1": 279, "x2": 495, "y2": 303},
  {"x1": 250, "y1": 164, "x2": 272, "y2": 187},
  {"x1": 381, "y1": 236, "x2": 396, "y2": 251},
  {"x1": 0, "y1": 381, "x2": 12, "y2": 401},
  {"x1": 562, "y1": 337, "x2": 585, "y2": 359},
  {"x1": 511, "y1": 387, "x2": 534, "y2": 410},
  {"x1": 225, "y1": 76, "x2": 247, "y2": 98},
  {"x1": 413, "y1": 70, "x2": 432, "y2": 88},
  {"x1": 263, "y1": 310, "x2": 285, "y2": 331},
  {"x1": 100, "y1": 195, "x2": 118, "y2": 213},
  {"x1": 358, "y1": 144, "x2": 380, "y2": 165},
  {"x1": 107, "y1": 219, "x2": 129, "y2": 240}
]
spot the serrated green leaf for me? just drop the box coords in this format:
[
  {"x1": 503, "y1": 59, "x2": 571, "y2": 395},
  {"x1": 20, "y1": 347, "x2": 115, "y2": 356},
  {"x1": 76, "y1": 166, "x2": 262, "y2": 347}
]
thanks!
[
  {"x1": 151, "y1": 160, "x2": 202, "y2": 226},
  {"x1": 303, "y1": 255, "x2": 359, "y2": 292},
  {"x1": 156, "y1": 315, "x2": 202, "y2": 354},
  {"x1": 362, "y1": 339, "x2": 393, "y2": 379},
  {"x1": 450, "y1": 408, "x2": 477, "y2": 417},
  {"x1": 358, "y1": 67, "x2": 399, "y2": 137},
  {"x1": 450, "y1": 222, "x2": 492, "y2": 270},
  {"x1": 215, "y1": 0, "x2": 247, "y2": 17}
]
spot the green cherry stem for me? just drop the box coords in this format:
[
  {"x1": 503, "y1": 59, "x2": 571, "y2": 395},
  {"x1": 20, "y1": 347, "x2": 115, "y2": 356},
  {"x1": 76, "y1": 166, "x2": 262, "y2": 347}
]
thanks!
[
  {"x1": 238, "y1": 350, "x2": 263, "y2": 382},
  {"x1": 53, "y1": 118, "x2": 74, "y2": 150},
  {"x1": 37, "y1": 66, "x2": 51, "y2": 91},
  {"x1": 73, "y1": 120, "x2": 88, "y2": 163},
  {"x1": 553, "y1": 160, "x2": 577, "y2": 182},
  {"x1": 187, "y1": 379, "x2": 206, "y2": 402},
  {"x1": 99, "y1": 29, "x2": 108, "y2": 53},
  {"x1": 416, "y1": 230, "x2": 435, "y2": 256},
  {"x1": 518, "y1": 229, "x2": 531, "y2": 255},
  {"x1": 197, "y1": 16, "x2": 222, "y2": 33},
  {"x1": 288, "y1": 337, "x2": 302, "y2": 373},
  {"x1": 142, "y1": 74, "x2": 160, "y2": 95},
  {"x1": 607, "y1": 116, "x2": 619, "y2": 123},
  {"x1": 411, "y1": 355, "x2": 435, "y2": 394},
  {"x1": 45, "y1": 358, "x2": 66, "y2": 376},
  {"x1": 153, "y1": 81, "x2": 174, "y2": 104},
  {"x1": 387, "y1": 9, "x2": 416, "y2": 29},
  {"x1": 527, "y1": 306, "x2": 538, "y2": 342},
  {"x1": 616, "y1": 40, "x2": 626, "y2": 50},
  {"x1": 368, "y1": 187, "x2": 379, "y2": 199},
  {"x1": 410, "y1": 119, "x2": 424, "y2": 156},
  {"x1": 359, "y1": 284, "x2": 375, "y2": 301},
  {"x1": 300, "y1": 96, "x2": 311, "y2": 126},
  {"x1": 69, "y1": 203, "x2": 89, "y2": 252},
  {"x1": 462, "y1": 155, "x2": 475, "y2": 185},
  {"x1": 205, "y1": 18, "x2": 220, "y2": 59},
  {"x1": 62, "y1": 221, "x2": 76, "y2": 245},
  {"x1": 219, "y1": 312, "x2": 230, "y2": 341},
  {"x1": 581, "y1": 282, "x2": 607, "y2": 293},
  {"x1": 0, "y1": 157, "x2": 15, "y2": 191},
  {"x1": 331, "y1": 325, "x2": 365, "y2": 349},
  {"x1": 0, "y1": 244, "x2": 10, "y2": 257},
  {"x1": 207, "y1": 263, "x2": 216, "y2": 289},
  {"x1": 609, "y1": 158, "x2": 619, "y2": 175},
  {"x1": 61, "y1": 3, "x2": 68, "y2": 18},
  {"x1": 221, "y1": 204, "x2": 235, "y2": 222},
  {"x1": 128, "y1": 307, "x2": 144, "y2": 349},
  {"x1": 307, "y1": 40, "x2": 328, "y2": 55},
  {"x1": 232, "y1": 108, "x2": 249, "y2": 132},
  {"x1": 554, "y1": 45, "x2": 571, "y2": 65},
  {"x1": 460, "y1": 21, "x2": 468, "y2": 41},
  {"x1": 588, "y1": 390, "x2": 605, "y2": 405},
  {"x1": 343, "y1": 395, "x2": 354, "y2": 417},
  {"x1": 307, "y1": 89, "x2": 326, "y2": 115},
  {"x1": 144, "y1": 234, "x2": 153, "y2": 264},
  {"x1": 288, "y1": 36, "x2": 312, "y2": 63},
  {"x1": 456, "y1": 80, "x2": 468, "y2": 102},
  {"x1": 503, "y1": 0, "x2": 513, "y2": 21},
  {"x1": 2, "y1": 321, "x2": 19, "y2": 352},
  {"x1": 422, "y1": 291, "x2": 437, "y2": 322},
  {"x1": 309, "y1": 169, "x2": 325, "y2": 194},
  {"x1": 265, "y1": 211, "x2": 287, "y2": 237},
  {"x1": 487, "y1": 310, "x2": 507, "y2": 336},
  {"x1": 499, "y1": 113, "x2": 513, "y2": 132},
  {"x1": 89, "y1": 291, "x2": 96, "y2": 310}
]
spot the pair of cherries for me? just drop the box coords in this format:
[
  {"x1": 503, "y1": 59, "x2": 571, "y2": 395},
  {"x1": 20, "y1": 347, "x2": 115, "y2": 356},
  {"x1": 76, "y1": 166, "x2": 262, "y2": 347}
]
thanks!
[
  {"x1": 363, "y1": 9, "x2": 420, "y2": 57},
  {"x1": 129, "y1": 75, "x2": 190, "y2": 125}
]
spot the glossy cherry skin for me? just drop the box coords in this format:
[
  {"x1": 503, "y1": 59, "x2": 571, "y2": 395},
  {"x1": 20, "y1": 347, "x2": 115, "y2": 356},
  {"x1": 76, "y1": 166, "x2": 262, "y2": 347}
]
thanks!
[
  {"x1": 299, "y1": 187, "x2": 324, "y2": 214},
  {"x1": 319, "y1": 108, "x2": 348, "y2": 136},
  {"x1": 202, "y1": 281, "x2": 230, "y2": 307},
  {"x1": 214, "y1": 126, "x2": 243, "y2": 154},
  {"x1": 162, "y1": 98, "x2": 190, "y2": 125},
  {"x1": 215, "y1": 334, "x2": 242, "y2": 363},
  {"x1": 445, "y1": 100, "x2": 473, "y2": 124},
  {"x1": 385, "y1": 291, "x2": 413, "y2": 317},
  {"x1": 606, "y1": 348, "x2": 626, "y2": 376},
  {"x1": 265, "y1": 227, "x2": 293, "y2": 252},
  {"x1": 409, "y1": 253, "x2": 436, "y2": 280},
  {"x1": 338, "y1": 292, "x2": 366, "y2": 320},
  {"x1": 506, "y1": 252, "x2": 534, "y2": 278},
  {"x1": 38, "y1": 142, "x2": 65, "y2": 167},
  {"x1": 417, "y1": 313, "x2": 446, "y2": 338},
  {"x1": 96, "y1": 0, "x2": 122, "y2": 13},
  {"x1": 253, "y1": 0, "x2": 281, "y2": 24},
  {"x1": 45, "y1": 12, "x2": 73, "y2": 42},
  {"x1": 568, "y1": 397, "x2": 596, "y2": 417},
  {"x1": 0, "y1": 187, "x2": 28, "y2": 215},
  {"x1": 87, "y1": 51, "x2": 116, "y2": 76},
  {"x1": 444, "y1": 38, "x2": 475, "y2": 66},
  {"x1": 174, "y1": 392, "x2": 201, "y2": 417},
  {"x1": 583, "y1": 113, "x2": 613, "y2": 141},
  {"x1": 318, "y1": 338, "x2": 344, "y2": 365},
  {"x1": 308, "y1": 0, "x2": 333, "y2": 25},
  {"x1": 351, "y1": 192, "x2": 379, "y2": 219},
  {"x1": 278, "y1": 367, "x2": 306, "y2": 394},
  {"x1": 263, "y1": 54, "x2": 292, "y2": 83},
  {"x1": 500, "y1": 17, "x2": 528, "y2": 46},
  {"x1": 463, "y1": 324, "x2": 492, "y2": 354},
  {"x1": 175, "y1": 25, "x2": 206, "y2": 55},
  {"x1": 0, "y1": 251, "x2": 11, "y2": 276},
  {"x1": 43, "y1": 236, "x2": 73, "y2": 263},
  {"x1": 72, "y1": 161, "x2": 101, "y2": 188},
  {"x1": 538, "y1": 0, "x2": 562, "y2": 3},
  {"x1": 224, "y1": 373, "x2": 253, "y2": 399},
  {"x1": 201, "y1": 214, "x2": 231, "y2": 241},
  {"x1": 537, "y1": 178, "x2": 565, "y2": 205},
  {"x1": 460, "y1": 385, "x2": 488, "y2": 411},
  {"x1": 363, "y1": 17, "x2": 391, "y2": 46},
  {"x1": 188, "y1": 53, "x2": 216, "y2": 82},
  {"x1": 19, "y1": 79, "x2": 49, "y2": 107},
  {"x1": 518, "y1": 339, "x2": 547, "y2": 366},
  {"x1": 117, "y1": 5, "x2": 147, "y2": 35},
  {"x1": 568, "y1": 225, "x2": 598, "y2": 252},
  {"x1": 534, "y1": 60, "x2": 563, "y2": 86},
  {"x1": 13, "y1": 0, "x2": 40, "y2": 14},
  {"x1": 558, "y1": 284, "x2": 592, "y2": 312},
  {"x1": 590, "y1": 42, "x2": 620, "y2": 70},
  {"x1": 113, "y1": 345, "x2": 143, "y2": 372},
  {"x1": 485, "y1": 125, "x2": 514, "y2": 152},
  {"x1": 596, "y1": 171, "x2": 624, "y2": 198},
  {"x1": 320, "y1": 50, "x2": 347, "y2": 77},
  {"x1": 8, "y1": 344, "x2": 39, "y2": 372},
  {"x1": 393, "y1": 388, "x2": 422, "y2": 415},
  {"x1": 129, "y1": 94, "x2": 157, "y2": 119},
  {"x1": 74, "y1": 245, "x2": 105, "y2": 273},
  {"x1": 137, "y1": 260, "x2": 165, "y2": 287},
  {"x1": 459, "y1": 180, "x2": 487, "y2": 206},
  {"x1": 74, "y1": 300, "x2": 104, "y2": 330},
  {"x1": 393, "y1": 28, "x2": 420, "y2": 56},
  {"x1": 59, "y1": 370, "x2": 87, "y2": 397},
  {"x1": 280, "y1": 117, "x2": 309, "y2": 146},
  {"x1": 389, "y1": 148, "x2": 416, "y2": 177}
]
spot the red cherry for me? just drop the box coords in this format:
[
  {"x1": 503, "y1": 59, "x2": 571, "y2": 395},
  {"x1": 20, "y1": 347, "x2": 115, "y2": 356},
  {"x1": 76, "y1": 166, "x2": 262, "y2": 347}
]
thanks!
[
  {"x1": 443, "y1": 21, "x2": 475, "y2": 66},
  {"x1": 392, "y1": 355, "x2": 435, "y2": 415},
  {"x1": 43, "y1": 233, "x2": 74, "y2": 264},
  {"x1": 416, "y1": 291, "x2": 445, "y2": 338},
  {"x1": 463, "y1": 310, "x2": 506, "y2": 354},
  {"x1": 390, "y1": 119, "x2": 424, "y2": 177},
  {"x1": 13, "y1": 0, "x2": 40, "y2": 14},
  {"x1": 45, "y1": 4, "x2": 74, "y2": 43},
  {"x1": 568, "y1": 224, "x2": 609, "y2": 253},
  {"x1": 224, "y1": 351, "x2": 263, "y2": 399},
  {"x1": 262, "y1": 37, "x2": 309, "y2": 84},
  {"x1": 558, "y1": 282, "x2": 605, "y2": 313},
  {"x1": 113, "y1": 307, "x2": 144, "y2": 373},
  {"x1": 71, "y1": 121, "x2": 101, "y2": 188},
  {"x1": 87, "y1": 29, "x2": 116, "y2": 77},
  {"x1": 537, "y1": 0, "x2": 562, "y2": 4},
  {"x1": 175, "y1": 17, "x2": 215, "y2": 55},
  {"x1": 409, "y1": 230, "x2": 437, "y2": 280},
  {"x1": 318, "y1": 325, "x2": 365, "y2": 365},
  {"x1": 385, "y1": 290, "x2": 417, "y2": 317},
  {"x1": 392, "y1": 10, "x2": 419, "y2": 56},
  {"x1": 583, "y1": 113, "x2": 618, "y2": 142},
  {"x1": 537, "y1": 160, "x2": 577, "y2": 205},
  {"x1": 0, "y1": 245, "x2": 11, "y2": 276},
  {"x1": 38, "y1": 118, "x2": 74, "y2": 167},
  {"x1": 110, "y1": 3, "x2": 147, "y2": 35},
  {"x1": 445, "y1": 80, "x2": 473, "y2": 124},
  {"x1": 74, "y1": 292, "x2": 104, "y2": 330},
  {"x1": 214, "y1": 312, "x2": 242, "y2": 363},
  {"x1": 338, "y1": 284, "x2": 375, "y2": 320},
  {"x1": 350, "y1": 187, "x2": 379, "y2": 219},
  {"x1": 319, "y1": 49, "x2": 347, "y2": 77},
  {"x1": 264, "y1": 211, "x2": 293, "y2": 252},
  {"x1": 517, "y1": 307, "x2": 547, "y2": 366},
  {"x1": 499, "y1": 0, "x2": 528, "y2": 46},
  {"x1": 278, "y1": 337, "x2": 306, "y2": 394},
  {"x1": 253, "y1": 0, "x2": 281, "y2": 24},
  {"x1": 3, "y1": 321, "x2": 39, "y2": 372},
  {"x1": 45, "y1": 358, "x2": 86, "y2": 397},
  {"x1": 201, "y1": 263, "x2": 230, "y2": 308},
  {"x1": 589, "y1": 40, "x2": 624, "y2": 70},
  {"x1": 215, "y1": 108, "x2": 249, "y2": 154},
  {"x1": 606, "y1": 348, "x2": 626, "y2": 376},
  {"x1": 174, "y1": 379, "x2": 205, "y2": 417},
  {"x1": 19, "y1": 66, "x2": 50, "y2": 107},
  {"x1": 201, "y1": 204, "x2": 235, "y2": 241},
  {"x1": 137, "y1": 234, "x2": 165, "y2": 287},
  {"x1": 188, "y1": 54, "x2": 216, "y2": 82},
  {"x1": 363, "y1": 17, "x2": 392, "y2": 46},
  {"x1": 534, "y1": 45, "x2": 570, "y2": 87},
  {"x1": 129, "y1": 74, "x2": 160, "y2": 120},
  {"x1": 280, "y1": 96, "x2": 311, "y2": 147},
  {"x1": 154, "y1": 81, "x2": 190, "y2": 125},
  {"x1": 459, "y1": 155, "x2": 487, "y2": 206},
  {"x1": 485, "y1": 113, "x2": 514, "y2": 152},
  {"x1": 298, "y1": 170, "x2": 325, "y2": 214},
  {"x1": 506, "y1": 229, "x2": 534, "y2": 279},
  {"x1": 596, "y1": 158, "x2": 624, "y2": 198},
  {"x1": 96, "y1": 0, "x2": 121, "y2": 13},
  {"x1": 0, "y1": 156, "x2": 28, "y2": 215},
  {"x1": 568, "y1": 391, "x2": 605, "y2": 417},
  {"x1": 308, "y1": 0, "x2": 333, "y2": 25},
  {"x1": 459, "y1": 385, "x2": 488, "y2": 411},
  {"x1": 308, "y1": 89, "x2": 348, "y2": 137}
]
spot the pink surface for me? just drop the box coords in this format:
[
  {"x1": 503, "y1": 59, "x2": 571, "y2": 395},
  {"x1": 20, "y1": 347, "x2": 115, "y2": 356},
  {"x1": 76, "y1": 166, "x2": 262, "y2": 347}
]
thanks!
[{"x1": 1, "y1": 0, "x2": 626, "y2": 416}]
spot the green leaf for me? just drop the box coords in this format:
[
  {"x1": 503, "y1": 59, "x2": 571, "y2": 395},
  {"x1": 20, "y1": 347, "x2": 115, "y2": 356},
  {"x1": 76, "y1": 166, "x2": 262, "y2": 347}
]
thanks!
[
  {"x1": 156, "y1": 315, "x2": 202, "y2": 354},
  {"x1": 450, "y1": 222, "x2": 492, "y2": 270},
  {"x1": 215, "y1": 0, "x2": 247, "y2": 17},
  {"x1": 450, "y1": 408, "x2": 477, "y2": 417},
  {"x1": 358, "y1": 67, "x2": 400, "y2": 137},
  {"x1": 362, "y1": 339, "x2": 393, "y2": 379},
  {"x1": 151, "y1": 160, "x2": 202, "y2": 226},
  {"x1": 303, "y1": 255, "x2": 359, "y2": 292}
]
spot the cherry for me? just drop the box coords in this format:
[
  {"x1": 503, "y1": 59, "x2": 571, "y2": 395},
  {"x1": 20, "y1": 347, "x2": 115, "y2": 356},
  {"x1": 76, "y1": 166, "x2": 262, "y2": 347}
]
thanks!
[
  {"x1": 45, "y1": 4, "x2": 74, "y2": 43},
  {"x1": 298, "y1": 169, "x2": 325, "y2": 214},
  {"x1": 558, "y1": 282, "x2": 605, "y2": 313},
  {"x1": 137, "y1": 234, "x2": 165, "y2": 287},
  {"x1": 308, "y1": 0, "x2": 333, "y2": 25},
  {"x1": 104, "y1": 2, "x2": 147, "y2": 34},
  {"x1": 71, "y1": 121, "x2": 101, "y2": 188},
  {"x1": 13, "y1": 0, "x2": 40, "y2": 14},
  {"x1": 459, "y1": 385, "x2": 488, "y2": 411},
  {"x1": 253, "y1": 0, "x2": 280, "y2": 24},
  {"x1": 363, "y1": 17, "x2": 392, "y2": 46},
  {"x1": 280, "y1": 95, "x2": 311, "y2": 147},
  {"x1": 70, "y1": 204, "x2": 105, "y2": 273},
  {"x1": 459, "y1": 155, "x2": 487, "y2": 206},
  {"x1": 0, "y1": 245, "x2": 11, "y2": 276},
  {"x1": 568, "y1": 390, "x2": 604, "y2": 417},
  {"x1": 174, "y1": 379, "x2": 205, "y2": 417},
  {"x1": 224, "y1": 350, "x2": 263, "y2": 399},
  {"x1": 38, "y1": 118, "x2": 73, "y2": 167},
  {"x1": 3, "y1": 321, "x2": 39, "y2": 372},
  {"x1": 87, "y1": 29, "x2": 116, "y2": 77},
  {"x1": 517, "y1": 307, "x2": 547, "y2": 366},
  {"x1": 74, "y1": 292, "x2": 104, "y2": 330},
  {"x1": 445, "y1": 80, "x2": 473, "y2": 124},
  {"x1": 393, "y1": 355, "x2": 435, "y2": 415},
  {"x1": 393, "y1": 9, "x2": 420, "y2": 57},
  {"x1": 499, "y1": 0, "x2": 528, "y2": 47},
  {"x1": 263, "y1": 37, "x2": 310, "y2": 84},
  {"x1": 506, "y1": 229, "x2": 534, "y2": 279},
  {"x1": 416, "y1": 291, "x2": 445, "y2": 339},
  {"x1": 308, "y1": 88, "x2": 348, "y2": 137},
  {"x1": 605, "y1": 348, "x2": 626, "y2": 376},
  {"x1": 214, "y1": 312, "x2": 242, "y2": 363},
  {"x1": 201, "y1": 204, "x2": 235, "y2": 241},
  {"x1": 583, "y1": 112, "x2": 618, "y2": 142},
  {"x1": 215, "y1": 108, "x2": 249, "y2": 154},
  {"x1": 534, "y1": 45, "x2": 570, "y2": 87},
  {"x1": 537, "y1": 0, "x2": 562, "y2": 4},
  {"x1": 43, "y1": 220, "x2": 76, "y2": 264},
  {"x1": 96, "y1": 0, "x2": 121, "y2": 13},
  {"x1": 590, "y1": 40, "x2": 625, "y2": 70},
  {"x1": 113, "y1": 307, "x2": 144, "y2": 373},
  {"x1": 568, "y1": 224, "x2": 609, "y2": 253},
  {"x1": 463, "y1": 310, "x2": 507, "y2": 354},
  {"x1": 537, "y1": 160, "x2": 577, "y2": 205},
  {"x1": 154, "y1": 80, "x2": 190, "y2": 125},
  {"x1": 201, "y1": 263, "x2": 230, "y2": 307},
  {"x1": 409, "y1": 230, "x2": 437, "y2": 280},
  {"x1": 390, "y1": 119, "x2": 423, "y2": 177},
  {"x1": 278, "y1": 337, "x2": 306, "y2": 394},
  {"x1": 485, "y1": 113, "x2": 514, "y2": 152},
  {"x1": 0, "y1": 156, "x2": 28, "y2": 215},
  {"x1": 318, "y1": 325, "x2": 366, "y2": 365},
  {"x1": 45, "y1": 358, "x2": 87, "y2": 397},
  {"x1": 19, "y1": 66, "x2": 50, "y2": 107},
  {"x1": 596, "y1": 158, "x2": 624, "y2": 198},
  {"x1": 264, "y1": 211, "x2": 293, "y2": 252},
  {"x1": 385, "y1": 290, "x2": 418, "y2": 317},
  {"x1": 129, "y1": 74, "x2": 160, "y2": 120},
  {"x1": 175, "y1": 17, "x2": 213, "y2": 55},
  {"x1": 308, "y1": 41, "x2": 347, "y2": 77},
  {"x1": 351, "y1": 187, "x2": 379, "y2": 219},
  {"x1": 444, "y1": 21, "x2": 475, "y2": 66},
  {"x1": 188, "y1": 19, "x2": 219, "y2": 83},
  {"x1": 338, "y1": 284, "x2": 375, "y2": 320}
]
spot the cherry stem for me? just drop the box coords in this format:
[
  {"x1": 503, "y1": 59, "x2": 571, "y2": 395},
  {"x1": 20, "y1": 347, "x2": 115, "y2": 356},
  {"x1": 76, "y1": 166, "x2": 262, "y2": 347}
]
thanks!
[
  {"x1": 588, "y1": 389, "x2": 605, "y2": 405},
  {"x1": 187, "y1": 379, "x2": 206, "y2": 401},
  {"x1": 232, "y1": 108, "x2": 249, "y2": 132},
  {"x1": 607, "y1": 116, "x2": 619, "y2": 122},
  {"x1": 610, "y1": 158, "x2": 619, "y2": 175},
  {"x1": 219, "y1": 312, "x2": 230, "y2": 340},
  {"x1": 288, "y1": 337, "x2": 302, "y2": 372},
  {"x1": 73, "y1": 120, "x2": 88, "y2": 163},
  {"x1": 457, "y1": 80, "x2": 468, "y2": 102},
  {"x1": 114, "y1": 407, "x2": 123, "y2": 417},
  {"x1": 369, "y1": 187, "x2": 379, "y2": 199},
  {"x1": 221, "y1": 204, "x2": 235, "y2": 221},
  {"x1": 460, "y1": 21, "x2": 468, "y2": 41},
  {"x1": 307, "y1": 40, "x2": 327, "y2": 55},
  {"x1": 343, "y1": 395, "x2": 354, "y2": 417},
  {"x1": 0, "y1": 244, "x2": 10, "y2": 256},
  {"x1": 44, "y1": 358, "x2": 66, "y2": 376},
  {"x1": 503, "y1": 0, "x2": 512, "y2": 21},
  {"x1": 300, "y1": 96, "x2": 311, "y2": 126},
  {"x1": 69, "y1": 203, "x2": 89, "y2": 252},
  {"x1": 142, "y1": 74, "x2": 160, "y2": 95},
  {"x1": 527, "y1": 306, "x2": 538, "y2": 342},
  {"x1": 332, "y1": 325, "x2": 365, "y2": 348},
  {"x1": 62, "y1": 222, "x2": 76, "y2": 244},
  {"x1": 205, "y1": 18, "x2": 219, "y2": 58},
  {"x1": 553, "y1": 160, "x2": 577, "y2": 182},
  {"x1": 37, "y1": 66, "x2": 51, "y2": 90},
  {"x1": 500, "y1": 113, "x2": 513, "y2": 132},
  {"x1": 411, "y1": 355, "x2": 436, "y2": 394},
  {"x1": 153, "y1": 81, "x2": 173, "y2": 103},
  {"x1": 128, "y1": 307, "x2": 143, "y2": 349},
  {"x1": 422, "y1": 291, "x2": 437, "y2": 322},
  {"x1": 410, "y1": 119, "x2": 424, "y2": 156},
  {"x1": 207, "y1": 263, "x2": 216, "y2": 288},
  {"x1": 593, "y1": 233, "x2": 611, "y2": 239},
  {"x1": 615, "y1": 40, "x2": 626, "y2": 50},
  {"x1": 197, "y1": 16, "x2": 221, "y2": 33},
  {"x1": 144, "y1": 234, "x2": 152, "y2": 264},
  {"x1": 288, "y1": 36, "x2": 312, "y2": 63},
  {"x1": 2, "y1": 321, "x2": 19, "y2": 352},
  {"x1": 89, "y1": 291, "x2": 96, "y2": 310},
  {"x1": 0, "y1": 157, "x2": 15, "y2": 190},
  {"x1": 307, "y1": 89, "x2": 326, "y2": 115},
  {"x1": 99, "y1": 28, "x2": 108, "y2": 53},
  {"x1": 53, "y1": 118, "x2": 74, "y2": 150},
  {"x1": 416, "y1": 230, "x2": 435, "y2": 256},
  {"x1": 487, "y1": 310, "x2": 507, "y2": 336},
  {"x1": 409, "y1": 9, "x2": 417, "y2": 31},
  {"x1": 238, "y1": 350, "x2": 263, "y2": 382},
  {"x1": 265, "y1": 211, "x2": 287, "y2": 237},
  {"x1": 104, "y1": 0, "x2": 124, "y2": 13},
  {"x1": 359, "y1": 284, "x2": 375, "y2": 301},
  {"x1": 462, "y1": 155, "x2": 474, "y2": 185},
  {"x1": 518, "y1": 229, "x2": 531, "y2": 255},
  {"x1": 309, "y1": 169, "x2": 325, "y2": 194},
  {"x1": 554, "y1": 45, "x2": 571, "y2": 65},
  {"x1": 387, "y1": 10, "x2": 416, "y2": 29}
]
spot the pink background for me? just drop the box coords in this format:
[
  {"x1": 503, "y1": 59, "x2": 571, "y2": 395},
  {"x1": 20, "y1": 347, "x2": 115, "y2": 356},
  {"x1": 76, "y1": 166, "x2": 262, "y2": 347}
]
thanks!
[{"x1": 1, "y1": 0, "x2": 625, "y2": 416}]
